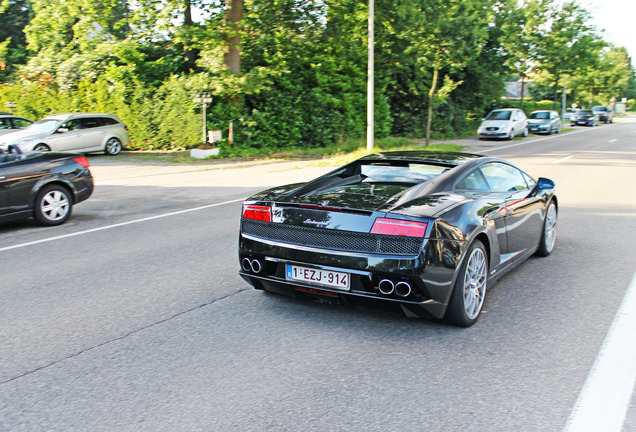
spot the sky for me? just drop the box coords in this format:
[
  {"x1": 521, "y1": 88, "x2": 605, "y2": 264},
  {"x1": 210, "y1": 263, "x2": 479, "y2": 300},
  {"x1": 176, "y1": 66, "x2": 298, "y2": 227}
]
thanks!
[{"x1": 581, "y1": 0, "x2": 636, "y2": 61}]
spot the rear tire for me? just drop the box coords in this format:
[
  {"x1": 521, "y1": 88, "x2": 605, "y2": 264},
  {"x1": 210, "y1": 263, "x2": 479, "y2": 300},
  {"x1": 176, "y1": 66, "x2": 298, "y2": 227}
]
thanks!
[
  {"x1": 445, "y1": 240, "x2": 488, "y2": 327},
  {"x1": 535, "y1": 201, "x2": 557, "y2": 257},
  {"x1": 105, "y1": 137, "x2": 122, "y2": 156},
  {"x1": 33, "y1": 184, "x2": 73, "y2": 226}
]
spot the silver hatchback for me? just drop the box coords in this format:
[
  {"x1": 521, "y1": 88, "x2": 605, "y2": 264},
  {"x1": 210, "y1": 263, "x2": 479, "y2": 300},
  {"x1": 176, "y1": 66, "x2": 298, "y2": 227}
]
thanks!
[{"x1": 0, "y1": 113, "x2": 130, "y2": 155}]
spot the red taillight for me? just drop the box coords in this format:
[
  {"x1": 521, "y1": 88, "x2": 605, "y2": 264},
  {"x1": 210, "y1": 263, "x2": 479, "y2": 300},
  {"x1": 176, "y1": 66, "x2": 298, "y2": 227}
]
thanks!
[
  {"x1": 242, "y1": 205, "x2": 272, "y2": 222},
  {"x1": 73, "y1": 156, "x2": 90, "y2": 168},
  {"x1": 371, "y1": 218, "x2": 427, "y2": 237}
]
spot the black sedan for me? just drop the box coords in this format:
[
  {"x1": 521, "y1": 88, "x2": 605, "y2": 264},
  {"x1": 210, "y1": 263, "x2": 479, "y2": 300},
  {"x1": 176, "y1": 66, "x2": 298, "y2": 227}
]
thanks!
[
  {"x1": 238, "y1": 151, "x2": 557, "y2": 327},
  {"x1": 570, "y1": 110, "x2": 599, "y2": 127},
  {"x1": 0, "y1": 146, "x2": 93, "y2": 226}
]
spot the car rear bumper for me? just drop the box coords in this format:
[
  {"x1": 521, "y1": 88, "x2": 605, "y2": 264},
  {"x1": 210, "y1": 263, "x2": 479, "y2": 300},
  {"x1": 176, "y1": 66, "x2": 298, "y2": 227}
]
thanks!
[
  {"x1": 238, "y1": 234, "x2": 464, "y2": 319},
  {"x1": 240, "y1": 271, "x2": 447, "y2": 320}
]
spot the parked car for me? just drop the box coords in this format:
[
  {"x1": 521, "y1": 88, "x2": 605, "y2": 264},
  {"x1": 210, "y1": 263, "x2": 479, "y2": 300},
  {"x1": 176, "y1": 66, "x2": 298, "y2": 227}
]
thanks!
[
  {"x1": 592, "y1": 106, "x2": 614, "y2": 124},
  {"x1": 0, "y1": 146, "x2": 93, "y2": 226},
  {"x1": 570, "y1": 110, "x2": 599, "y2": 127},
  {"x1": 0, "y1": 113, "x2": 34, "y2": 136},
  {"x1": 528, "y1": 110, "x2": 561, "y2": 134},
  {"x1": 238, "y1": 151, "x2": 557, "y2": 327},
  {"x1": 477, "y1": 108, "x2": 528, "y2": 140},
  {"x1": 0, "y1": 113, "x2": 129, "y2": 155},
  {"x1": 563, "y1": 108, "x2": 577, "y2": 121}
]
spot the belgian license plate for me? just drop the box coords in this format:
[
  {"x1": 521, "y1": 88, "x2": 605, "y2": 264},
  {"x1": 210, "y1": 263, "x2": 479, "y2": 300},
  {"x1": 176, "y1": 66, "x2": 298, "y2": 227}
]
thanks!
[{"x1": 286, "y1": 264, "x2": 350, "y2": 290}]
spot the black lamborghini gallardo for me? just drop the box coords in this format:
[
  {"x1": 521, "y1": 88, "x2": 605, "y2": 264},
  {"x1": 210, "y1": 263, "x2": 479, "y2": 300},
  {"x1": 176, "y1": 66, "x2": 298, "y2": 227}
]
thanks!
[{"x1": 239, "y1": 151, "x2": 557, "y2": 327}]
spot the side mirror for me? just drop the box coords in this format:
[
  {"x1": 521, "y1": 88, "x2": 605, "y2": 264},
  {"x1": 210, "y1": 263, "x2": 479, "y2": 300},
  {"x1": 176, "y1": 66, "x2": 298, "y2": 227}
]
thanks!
[
  {"x1": 56, "y1": 127, "x2": 68, "y2": 134},
  {"x1": 537, "y1": 177, "x2": 555, "y2": 190}
]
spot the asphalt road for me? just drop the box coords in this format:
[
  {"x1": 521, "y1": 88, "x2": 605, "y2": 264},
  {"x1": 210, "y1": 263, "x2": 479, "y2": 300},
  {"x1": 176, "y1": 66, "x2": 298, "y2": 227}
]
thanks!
[{"x1": 1, "y1": 119, "x2": 636, "y2": 431}]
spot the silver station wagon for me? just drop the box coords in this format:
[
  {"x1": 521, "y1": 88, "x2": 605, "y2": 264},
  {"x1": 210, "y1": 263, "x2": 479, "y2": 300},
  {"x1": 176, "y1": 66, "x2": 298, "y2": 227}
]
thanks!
[{"x1": 0, "y1": 113, "x2": 130, "y2": 156}]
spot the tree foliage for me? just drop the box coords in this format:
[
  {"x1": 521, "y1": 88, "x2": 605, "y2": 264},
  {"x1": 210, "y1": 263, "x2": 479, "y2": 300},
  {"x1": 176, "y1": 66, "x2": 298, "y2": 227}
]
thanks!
[{"x1": 0, "y1": 0, "x2": 633, "y2": 152}]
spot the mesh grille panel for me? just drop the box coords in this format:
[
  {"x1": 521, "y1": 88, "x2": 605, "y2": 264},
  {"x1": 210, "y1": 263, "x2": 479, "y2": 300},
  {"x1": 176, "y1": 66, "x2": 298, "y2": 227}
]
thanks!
[{"x1": 241, "y1": 219, "x2": 423, "y2": 256}]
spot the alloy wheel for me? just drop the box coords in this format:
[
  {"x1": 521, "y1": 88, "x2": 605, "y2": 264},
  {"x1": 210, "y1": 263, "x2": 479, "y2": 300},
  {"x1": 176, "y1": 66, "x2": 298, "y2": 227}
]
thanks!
[
  {"x1": 462, "y1": 247, "x2": 488, "y2": 320},
  {"x1": 543, "y1": 203, "x2": 557, "y2": 253},
  {"x1": 41, "y1": 190, "x2": 70, "y2": 222}
]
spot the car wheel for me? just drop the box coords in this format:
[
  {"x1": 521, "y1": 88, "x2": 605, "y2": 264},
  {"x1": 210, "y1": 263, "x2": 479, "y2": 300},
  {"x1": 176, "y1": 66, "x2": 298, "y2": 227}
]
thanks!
[
  {"x1": 105, "y1": 137, "x2": 122, "y2": 156},
  {"x1": 33, "y1": 184, "x2": 73, "y2": 226},
  {"x1": 535, "y1": 201, "x2": 557, "y2": 257},
  {"x1": 445, "y1": 240, "x2": 488, "y2": 327},
  {"x1": 508, "y1": 130, "x2": 515, "y2": 140},
  {"x1": 34, "y1": 144, "x2": 51, "y2": 152}
]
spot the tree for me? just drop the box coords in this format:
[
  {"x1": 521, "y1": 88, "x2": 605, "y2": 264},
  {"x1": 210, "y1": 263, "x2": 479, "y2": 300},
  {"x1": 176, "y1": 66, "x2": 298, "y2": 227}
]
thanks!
[
  {"x1": 501, "y1": 0, "x2": 550, "y2": 112},
  {"x1": 570, "y1": 46, "x2": 633, "y2": 106},
  {"x1": 533, "y1": 1, "x2": 605, "y2": 109},
  {"x1": 223, "y1": 0, "x2": 243, "y2": 74},
  {"x1": 400, "y1": 0, "x2": 493, "y2": 144},
  {"x1": 0, "y1": 0, "x2": 31, "y2": 80}
]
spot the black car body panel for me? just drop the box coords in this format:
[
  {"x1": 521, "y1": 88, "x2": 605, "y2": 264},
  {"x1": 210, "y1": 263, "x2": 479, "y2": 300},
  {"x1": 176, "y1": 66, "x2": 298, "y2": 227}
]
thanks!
[
  {"x1": 0, "y1": 151, "x2": 93, "y2": 223},
  {"x1": 238, "y1": 151, "x2": 556, "y2": 323}
]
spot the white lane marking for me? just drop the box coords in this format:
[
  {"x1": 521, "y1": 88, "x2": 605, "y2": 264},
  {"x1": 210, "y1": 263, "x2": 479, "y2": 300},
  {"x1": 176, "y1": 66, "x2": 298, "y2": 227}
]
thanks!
[
  {"x1": 551, "y1": 156, "x2": 572, "y2": 164},
  {"x1": 0, "y1": 197, "x2": 245, "y2": 253},
  {"x1": 609, "y1": 139, "x2": 618, "y2": 143},
  {"x1": 563, "y1": 270, "x2": 636, "y2": 432},
  {"x1": 479, "y1": 128, "x2": 592, "y2": 153}
]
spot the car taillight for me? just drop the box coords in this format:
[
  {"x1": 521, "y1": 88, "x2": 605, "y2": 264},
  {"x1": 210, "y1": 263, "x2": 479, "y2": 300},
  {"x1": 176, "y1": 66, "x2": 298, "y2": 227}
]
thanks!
[
  {"x1": 371, "y1": 218, "x2": 427, "y2": 237},
  {"x1": 242, "y1": 205, "x2": 272, "y2": 222},
  {"x1": 73, "y1": 156, "x2": 90, "y2": 168}
]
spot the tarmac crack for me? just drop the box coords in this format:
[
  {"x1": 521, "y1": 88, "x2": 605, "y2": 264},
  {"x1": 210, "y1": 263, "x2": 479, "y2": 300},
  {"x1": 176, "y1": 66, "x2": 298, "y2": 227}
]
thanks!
[{"x1": 0, "y1": 287, "x2": 250, "y2": 386}]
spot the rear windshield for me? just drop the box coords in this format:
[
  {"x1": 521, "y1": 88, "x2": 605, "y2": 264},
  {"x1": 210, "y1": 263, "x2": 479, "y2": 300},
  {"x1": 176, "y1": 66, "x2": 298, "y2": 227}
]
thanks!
[{"x1": 359, "y1": 162, "x2": 448, "y2": 184}]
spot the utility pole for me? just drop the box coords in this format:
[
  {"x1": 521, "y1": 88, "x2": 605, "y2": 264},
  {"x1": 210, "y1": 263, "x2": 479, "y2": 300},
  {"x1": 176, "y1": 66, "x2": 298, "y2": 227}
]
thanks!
[
  {"x1": 366, "y1": 0, "x2": 374, "y2": 152},
  {"x1": 561, "y1": 76, "x2": 567, "y2": 127}
]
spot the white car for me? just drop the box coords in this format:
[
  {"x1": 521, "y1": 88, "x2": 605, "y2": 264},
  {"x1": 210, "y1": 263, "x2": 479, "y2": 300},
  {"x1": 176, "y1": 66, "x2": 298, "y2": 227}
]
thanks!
[
  {"x1": 477, "y1": 108, "x2": 528, "y2": 140},
  {"x1": 0, "y1": 113, "x2": 130, "y2": 155},
  {"x1": 563, "y1": 108, "x2": 577, "y2": 121}
]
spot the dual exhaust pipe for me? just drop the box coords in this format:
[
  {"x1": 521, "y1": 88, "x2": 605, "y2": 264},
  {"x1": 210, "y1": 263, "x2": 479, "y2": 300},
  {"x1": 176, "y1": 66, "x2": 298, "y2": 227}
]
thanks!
[
  {"x1": 242, "y1": 257, "x2": 262, "y2": 274},
  {"x1": 378, "y1": 279, "x2": 412, "y2": 298}
]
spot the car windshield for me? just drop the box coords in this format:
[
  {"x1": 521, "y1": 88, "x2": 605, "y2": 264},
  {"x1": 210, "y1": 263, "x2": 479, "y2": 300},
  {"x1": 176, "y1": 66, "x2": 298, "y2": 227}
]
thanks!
[
  {"x1": 529, "y1": 112, "x2": 549, "y2": 119},
  {"x1": 23, "y1": 119, "x2": 61, "y2": 133},
  {"x1": 577, "y1": 111, "x2": 592, "y2": 116},
  {"x1": 485, "y1": 110, "x2": 512, "y2": 120},
  {"x1": 592, "y1": 107, "x2": 607, "y2": 112}
]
